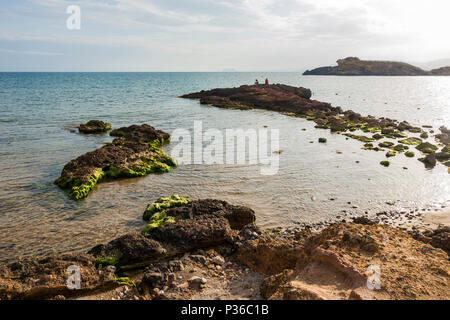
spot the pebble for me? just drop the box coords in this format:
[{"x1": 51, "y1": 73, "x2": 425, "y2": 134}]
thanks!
[
  {"x1": 211, "y1": 255, "x2": 225, "y2": 265},
  {"x1": 188, "y1": 276, "x2": 207, "y2": 285}
]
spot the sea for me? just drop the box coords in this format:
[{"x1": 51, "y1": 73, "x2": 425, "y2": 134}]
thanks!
[{"x1": 0, "y1": 72, "x2": 449, "y2": 262}]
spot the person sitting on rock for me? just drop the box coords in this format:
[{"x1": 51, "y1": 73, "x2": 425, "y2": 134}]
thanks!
[
  {"x1": 265, "y1": 78, "x2": 269, "y2": 85},
  {"x1": 255, "y1": 79, "x2": 259, "y2": 85}
]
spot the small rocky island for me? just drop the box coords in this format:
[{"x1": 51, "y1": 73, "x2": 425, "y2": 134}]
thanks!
[
  {"x1": 303, "y1": 57, "x2": 450, "y2": 76},
  {"x1": 55, "y1": 124, "x2": 177, "y2": 200}
]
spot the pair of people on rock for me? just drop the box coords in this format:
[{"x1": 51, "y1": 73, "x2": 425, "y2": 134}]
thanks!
[{"x1": 255, "y1": 78, "x2": 269, "y2": 85}]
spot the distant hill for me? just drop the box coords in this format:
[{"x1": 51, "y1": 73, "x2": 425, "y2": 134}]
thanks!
[
  {"x1": 303, "y1": 57, "x2": 450, "y2": 76},
  {"x1": 413, "y1": 58, "x2": 450, "y2": 70}
]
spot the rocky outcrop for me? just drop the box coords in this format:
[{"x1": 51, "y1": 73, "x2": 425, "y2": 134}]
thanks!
[
  {"x1": 303, "y1": 57, "x2": 442, "y2": 76},
  {"x1": 78, "y1": 120, "x2": 111, "y2": 134},
  {"x1": 55, "y1": 124, "x2": 177, "y2": 200},
  {"x1": 182, "y1": 84, "x2": 449, "y2": 169},
  {"x1": 410, "y1": 226, "x2": 450, "y2": 256}
]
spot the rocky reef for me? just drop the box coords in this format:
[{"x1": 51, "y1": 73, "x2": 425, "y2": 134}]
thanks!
[
  {"x1": 1, "y1": 198, "x2": 448, "y2": 300},
  {"x1": 303, "y1": 57, "x2": 450, "y2": 76},
  {"x1": 55, "y1": 124, "x2": 177, "y2": 200},
  {"x1": 182, "y1": 84, "x2": 450, "y2": 169},
  {"x1": 78, "y1": 120, "x2": 111, "y2": 134}
]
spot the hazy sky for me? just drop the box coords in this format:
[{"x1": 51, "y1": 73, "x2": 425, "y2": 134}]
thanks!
[{"x1": 1, "y1": 0, "x2": 450, "y2": 71}]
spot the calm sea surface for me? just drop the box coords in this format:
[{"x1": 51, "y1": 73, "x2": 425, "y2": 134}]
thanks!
[{"x1": 0, "y1": 72, "x2": 449, "y2": 262}]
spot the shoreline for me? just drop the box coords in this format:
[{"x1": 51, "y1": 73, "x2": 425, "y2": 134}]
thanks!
[{"x1": 1, "y1": 83, "x2": 449, "y2": 300}]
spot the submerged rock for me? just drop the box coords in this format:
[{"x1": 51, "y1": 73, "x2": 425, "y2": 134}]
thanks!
[
  {"x1": 55, "y1": 124, "x2": 177, "y2": 200},
  {"x1": 78, "y1": 120, "x2": 111, "y2": 134},
  {"x1": 182, "y1": 84, "x2": 444, "y2": 169},
  {"x1": 419, "y1": 153, "x2": 437, "y2": 168},
  {"x1": 303, "y1": 57, "x2": 431, "y2": 76}
]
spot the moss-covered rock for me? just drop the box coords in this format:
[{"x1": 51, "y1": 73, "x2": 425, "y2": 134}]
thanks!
[
  {"x1": 343, "y1": 133, "x2": 374, "y2": 143},
  {"x1": 318, "y1": 138, "x2": 327, "y2": 143},
  {"x1": 405, "y1": 151, "x2": 415, "y2": 157}
]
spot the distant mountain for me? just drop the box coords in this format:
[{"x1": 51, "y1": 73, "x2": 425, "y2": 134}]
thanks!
[{"x1": 303, "y1": 57, "x2": 450, "y2": 76}]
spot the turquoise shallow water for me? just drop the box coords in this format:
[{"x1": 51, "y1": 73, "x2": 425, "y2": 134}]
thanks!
[{"x1": 0, "y1": 72, "x2": 449, "y2": 262}]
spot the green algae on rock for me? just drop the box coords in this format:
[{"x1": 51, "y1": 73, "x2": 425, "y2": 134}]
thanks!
[
  {"x1": 380, "y1": 160, "x2": 390, "y2": 167},
  {"x1": 182, "y1": 84, "x2": 450, "y2": 169},
  {"x1": 55, "y1": 124, "x2": 177, "y2": 200},
  {"x1": 78, "y1": 120, "x2": 111, "y2": 134},
  {"x1": 379, "y1": 141, "x2": 395, "y2": 148}
]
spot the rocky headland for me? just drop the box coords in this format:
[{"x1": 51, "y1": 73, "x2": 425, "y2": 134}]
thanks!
[
  {"x1": 182, "y1": 84, "x2": 450, "y2": 170},
  {"x1": 303, "y1": 57, "x2": 450, "y2": 76},
  {"x1": 55, "y1": 124, "x2": 177, "y2": 200},
  {"x1": 0, "y1": 197, "x2": 448, "y2": 300}
]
